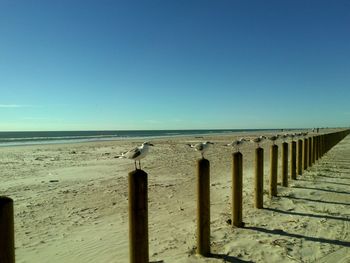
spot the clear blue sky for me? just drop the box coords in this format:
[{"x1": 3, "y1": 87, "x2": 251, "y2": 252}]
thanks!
[{"x1": 1, "y1": 0, "x2": 349, "y2": 131}]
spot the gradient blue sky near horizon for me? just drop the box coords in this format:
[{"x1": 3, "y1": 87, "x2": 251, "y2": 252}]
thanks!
[{"x1": 1, "y1": 0, "x2": 349, "y2": 131}]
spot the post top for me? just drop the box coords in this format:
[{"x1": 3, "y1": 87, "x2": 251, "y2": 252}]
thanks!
[
  {"x1": 0, "y1": 196, "x2": 13, "y2": 205},
  {"x1": 128, "y1": 169, "x2": 148, "y2": 176},
  {"x1": 197, "y1": 158, "x2": 209, "y2": 163},
  {"x1": 232, "y1": 151, "x2": 243, "y2": 156}
]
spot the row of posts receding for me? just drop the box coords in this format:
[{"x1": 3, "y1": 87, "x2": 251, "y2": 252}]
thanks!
[{"x1": 1, "y1": 129, "x2": 349, "y2": 263}]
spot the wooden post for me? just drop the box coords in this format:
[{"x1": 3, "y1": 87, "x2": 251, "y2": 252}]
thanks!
[
  {"x1": 317, "y1": 136, "x2": 321, "y2": 160},
  {"x1": 318, "y1": 136, "x2": 321, "y2": 160},
  {"x1": 312, "y1": 136, "x2": 317, "y2": 164},
  {"x1": 290, "y1": 141, "x2": 297, "y2": 180},
  {"x1": 197, "y1": 158, "x2": 210, "y2": 256},
  {"x1": 310, "y1": 136, "x2": 314, "y2": 165},
  {"x1": 308, "y1": 137, "x2": 312, "y2": 167},
  {"x1": 323, "y1": 134, "x2": 326, "y2": 155},
  {"x1": 322, "y1": 135, "x2": 325, "y2": 156},
  {"x1": 0, "y1": 196, "x2": 15, "y2": 263},
  {"x1": 315, "y1": 136, "x2": 318, "y2": 161},
  {"x1": 318, "y1": 135, "x2": 321, "y2": 157},
  {"x1": 129, "y1": 170, "x2": 149, "y2": 263},
  {"x1": 281, "y1": 142, "x2": 288, "y2": 187},
  {"x1": 303, "y1": 138, "x2": 308, "y2": 170},
  {"x1": 297, "y1": 139, "x2": 303, "y2": 175},
  {"x1": 255, "y1": 147, "x2": 264, "y2": 209},
  {"x1": 232, "y1": 152, "x2": 243, "y2": 227},
  {"x1": 269, "y1": 145, "x2": 278, "y2": 197}
]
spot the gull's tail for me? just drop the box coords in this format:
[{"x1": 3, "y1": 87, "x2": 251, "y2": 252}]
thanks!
[{"x1": 115, "y1": 152, "x2": 127, "y2": 159}]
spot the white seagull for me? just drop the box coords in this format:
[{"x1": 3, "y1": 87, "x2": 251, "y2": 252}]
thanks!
[
  {"x1": 117, "y1": 142, "x2": 154, "y2": 170},
  {"x1": 226, "y1": 138, "x2": 247, "y2": 152},
  {"x1": 187, "y1": 141, "x2": 214, "y2": 159},
  {"x1": 250, "y1": 135, "x2": 266, "y2": 147}
]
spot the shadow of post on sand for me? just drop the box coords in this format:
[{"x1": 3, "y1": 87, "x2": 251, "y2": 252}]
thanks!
[
  {"x1": 208, "y1": 253, "x2": 254, "y2": 263},
  {"x1": 244, "y1": 226, "x2": 350, "y2": 247}
]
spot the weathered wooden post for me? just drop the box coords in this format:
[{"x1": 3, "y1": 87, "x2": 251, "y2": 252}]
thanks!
[
  {"x1": 314, "y1": 136, "x2": 317, "y2": 161},
  {"x1": 312, "y1": 136, "x2": 317, "y2": 164},
  {"x1": 308, "y1": 137, "x2": 312, "y2": 167},
  {"x1": 310, "y1": 136, "x2": 314, "y2": 165},
  {"x1": 0, "y1": 196, "x2": 15, "y2": 263},
  {"x1": 325, "y1": 133, "x2": 329, "y2": 152},
  {"x1": 319, "y1": 135, "x2": 322, "y2": 159},
  {"x1": 255, "y1": 147, "x2": 264, "y2": 209},
  {"x1": 322, "y1": 134, "x2": 326, "y2": 155},
  {"x1": 197, "y1": 158, "x2": 210, "y2": 256},
  {"x1": 297, "y1": 139, "x2": 303, "y2": 175},
  {"x1": 232, "y1": 152, "x2": 243, "y2": 227},
  {"x1": 269, "y1": 144, "x2": 278, "y2": 197},
  {"x1": 281, "y1": 142, "x2": 288, "y2": 187},
  {"x1": 303, "y1": 138, "x2": 309, "y2": 170},
  {"x1": 290, "y1": 140, "x2": 297, "y2": 180},
  {"x1": 316, "y1": 135, "x2": 319, "y2": 160},
  {"x1": 129, "y1": 169, "x2": 149, "y2": 263}
]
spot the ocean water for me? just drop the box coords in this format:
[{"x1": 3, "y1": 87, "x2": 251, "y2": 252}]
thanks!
[{"x1": 0, "y1": 129, "x2": 278, "y2": 147}]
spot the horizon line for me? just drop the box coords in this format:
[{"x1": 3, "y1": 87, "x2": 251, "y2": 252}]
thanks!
[{"x1": 0, "y1": 127, "x2": 342, "y2": 133}]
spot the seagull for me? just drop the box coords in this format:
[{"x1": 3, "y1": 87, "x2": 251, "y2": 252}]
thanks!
[
  {"x1": 226, "y1": 138, "x2": 247, "y2": 152},
  {"x1": 303, "y1": 132, "x2": 309, "y2": 137},
  {"x1": 116, "y1": 142, "x2": 154, "y2": 170},
  {"x1": 250, "y1": 135, "x2": 266, "y2": 147},
  {"x1": 267, "y1": 135, "x2": 279, "y2": 145},
  {"x1": 289, "y1": 133, "x2": 296, "y2": 141},
  {"x1": 280, "y1": 133, "x2": 290, "y2": 142},
  {"x1": 295, "y1": 132, "x2": 303, "y2": 138},
  {"x1": 187, "y1": 141, "x2": 214, "y2": 159}
]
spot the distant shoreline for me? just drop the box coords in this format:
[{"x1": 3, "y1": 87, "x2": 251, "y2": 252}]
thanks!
[{"x1": 0, "y1": 128, "x2": 295, "y2": 147}]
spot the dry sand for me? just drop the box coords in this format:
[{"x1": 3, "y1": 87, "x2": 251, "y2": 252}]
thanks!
[{"x1": 1, "y1": 130, "x2": 349, "y2": 262}]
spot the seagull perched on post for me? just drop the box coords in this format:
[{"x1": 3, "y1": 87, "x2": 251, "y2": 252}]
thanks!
[
  {"x1": 280, "y1": 133, "x2": 291, "y2": 142},
  {"x1": 289, "y1": 133, "x2": 296, "y2": 141},
  {"x1": 250, "y1": 135, "x2": 266, "y2": 147},
  {"x1": 294, "y1": 132, "x2": 302, "y2": 138},
  {"x1": 267, "y1": 135, "x2": 279, "y2": 145},
  {"x1": 226, "y1": 138, "x2": 247, "y2": 152},
  {"x1": 301, "y1": 132, "x2": 308, "y2": 137},
  {"x1": 116, "y1": 142, "x2": 154, "y2": 170},
  {"x1": 187, "y1": 141, "x2": 214, "y2": 159}
]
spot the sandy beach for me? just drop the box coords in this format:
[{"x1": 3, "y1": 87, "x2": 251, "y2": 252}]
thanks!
[{"x1": 1, "y1": 129, "x2": 349, "y2": 263}]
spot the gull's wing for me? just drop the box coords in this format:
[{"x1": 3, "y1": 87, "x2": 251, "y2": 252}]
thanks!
[{"x1": 124, "y1": 147, "x2": 141, "y2": 159}]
